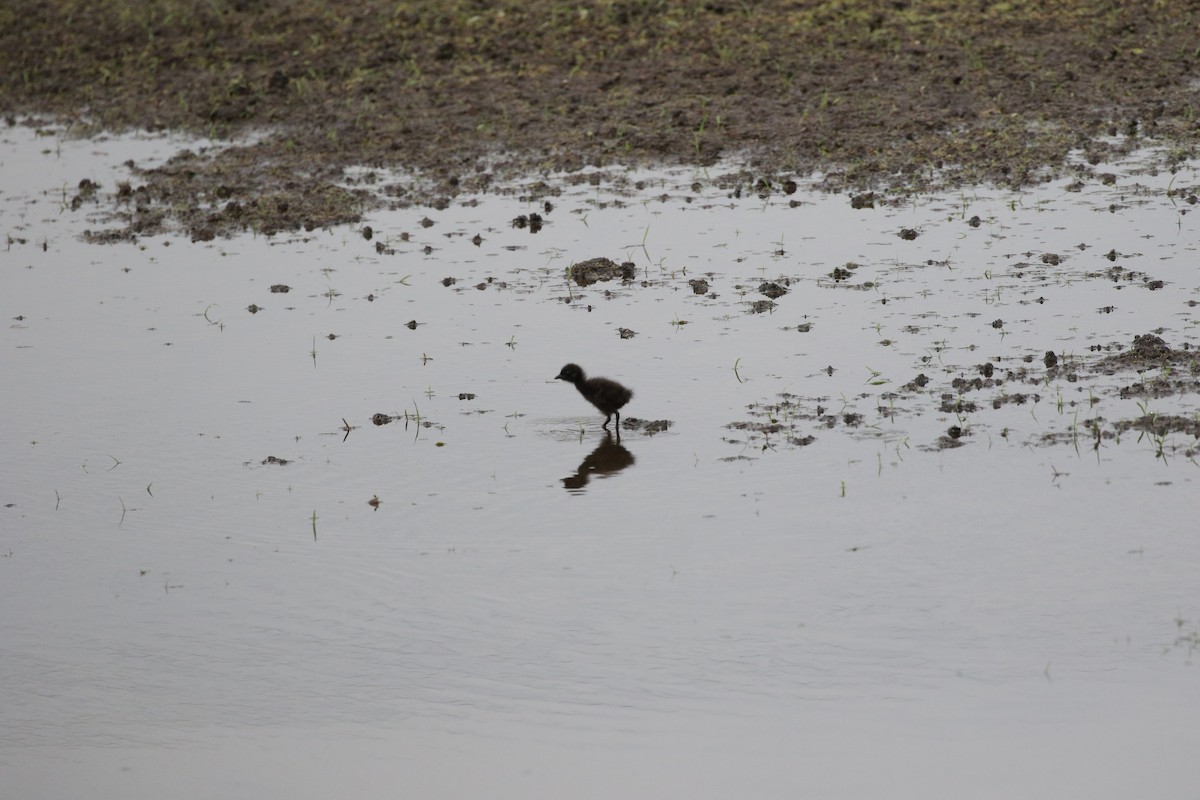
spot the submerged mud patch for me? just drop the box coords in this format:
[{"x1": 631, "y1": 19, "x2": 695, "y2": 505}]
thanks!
[
  {"x1": 622, "y1": 418, "x2": 674, "y2": 436},
  {"x1": 726, "y1": 334, "x2": 1200, "y2": 460}
]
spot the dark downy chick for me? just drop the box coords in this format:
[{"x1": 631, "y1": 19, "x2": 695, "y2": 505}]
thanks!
[{"x1": 555, "y1": 363, "x2": 633, "y2": 429}]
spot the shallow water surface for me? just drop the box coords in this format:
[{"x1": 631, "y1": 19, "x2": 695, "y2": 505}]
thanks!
[{"x1": 2, "y1": 124, "x2": 1199, "y2": 799}]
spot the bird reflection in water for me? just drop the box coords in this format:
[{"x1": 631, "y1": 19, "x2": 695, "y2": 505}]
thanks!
[{"x1": 562, "y1": 431, "x2": 635, "y2": 491}]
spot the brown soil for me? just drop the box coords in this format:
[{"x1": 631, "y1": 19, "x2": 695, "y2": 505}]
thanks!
[{"x1": 3, "y1": 1, "x2": 1200, "y2": 239}]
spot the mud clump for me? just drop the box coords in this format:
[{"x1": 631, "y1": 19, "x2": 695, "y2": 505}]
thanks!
[
  {"x1": 940, "y1": 396, "x2": 979, "y2": 414},
  {"x1": 1129, "y1": 333, "x2": 1172, "y2": 360},
  {"x1": 512, "y1": 213, "x2": 543, "y2": 232},
  {"x1": 569, "y1": 258, "x2": 636, "y2": 287},
  {"x1": 622, "y1": 418, "x2": 673, "y2": 435},
  {"x1": 932, "y1": 433, "x2": 966, "y2": 450},
  {"x1": 747, "y1": 300, "x2": 776, "y2": 314},
  {"x1": 850, "y1": 193, "x2": 876, "y2": 209},
  {"x1": 758, "y1": 281, "x2": 788, "y2": 299}
]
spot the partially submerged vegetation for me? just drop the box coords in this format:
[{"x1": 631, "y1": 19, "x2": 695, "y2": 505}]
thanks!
[
  {"x1": 725, "y1": 333, "x2": 1200, "y2": 460},
  {"x1": 3, "y1": 0, "x2": 1200, "y2": 238}
]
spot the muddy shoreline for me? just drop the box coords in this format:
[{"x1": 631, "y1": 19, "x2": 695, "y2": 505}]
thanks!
[{"x1": 3, "y1": 0, "x2": 1200, "y2": 239}]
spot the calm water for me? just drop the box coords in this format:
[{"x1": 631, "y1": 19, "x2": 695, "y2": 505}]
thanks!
[{"x1": 2, "y1": 123, "x2": 1198, "y2": 799}]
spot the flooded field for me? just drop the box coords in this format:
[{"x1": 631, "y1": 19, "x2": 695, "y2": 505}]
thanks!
[{"x1": 2, "y1": 123, "x2": 1199, "y2": 799}]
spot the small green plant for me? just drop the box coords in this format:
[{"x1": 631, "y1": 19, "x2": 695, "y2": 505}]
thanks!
[
  {"x1": 693, "y1": 111, "x2": 708, "y2": 157},
  {"x1": 1153, "y1": 432, "x2": 1169, "y2": 463},
  {"x1": 733, "y1": 358, "x2": 747, "y2": 383}
]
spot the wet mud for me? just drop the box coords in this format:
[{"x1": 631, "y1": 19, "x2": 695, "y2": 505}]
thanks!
[
  {"x1": 4, "y1": 1, "x2": 1200, "y2": 240},
  {"x1": 569, "y1": 258, "x2": 638, "y2": 287}
]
